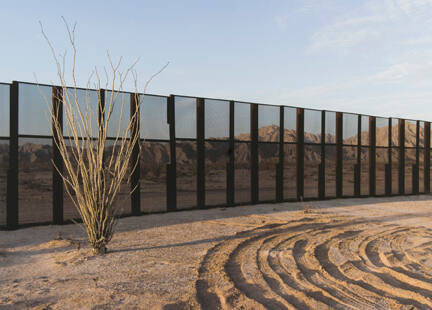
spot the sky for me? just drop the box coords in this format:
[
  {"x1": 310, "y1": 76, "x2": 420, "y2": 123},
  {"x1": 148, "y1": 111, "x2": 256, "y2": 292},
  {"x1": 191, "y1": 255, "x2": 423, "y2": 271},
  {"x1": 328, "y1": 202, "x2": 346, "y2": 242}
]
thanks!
[{"x1": 1, "y1": 0, "x2": 432, "y2": 122}]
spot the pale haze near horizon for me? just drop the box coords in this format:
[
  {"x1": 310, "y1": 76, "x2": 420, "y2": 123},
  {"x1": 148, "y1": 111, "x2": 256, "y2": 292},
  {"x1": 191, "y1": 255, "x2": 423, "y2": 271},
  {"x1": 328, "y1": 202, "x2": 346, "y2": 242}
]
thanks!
[{"x1": 0, "y1": 0, "x2": 432, "y2": 123}]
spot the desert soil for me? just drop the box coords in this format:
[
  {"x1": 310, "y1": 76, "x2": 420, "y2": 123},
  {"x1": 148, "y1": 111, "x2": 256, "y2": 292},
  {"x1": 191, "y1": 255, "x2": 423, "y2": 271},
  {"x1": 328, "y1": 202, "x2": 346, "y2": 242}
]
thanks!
[{"x1": 2, "y1": 196, "x2": 432, "y2": 309}]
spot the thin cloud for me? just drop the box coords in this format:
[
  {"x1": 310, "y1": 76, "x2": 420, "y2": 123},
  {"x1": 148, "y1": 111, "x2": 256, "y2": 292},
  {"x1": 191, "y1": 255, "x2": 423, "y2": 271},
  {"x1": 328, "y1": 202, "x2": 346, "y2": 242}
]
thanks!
[
  {"x1": 269, "y1": 57, "x2": 432, "y2": 117},
  {"x1": 373, "y1": 63, "x2": 428, "y2": 81},
  {"x1": 308, "y1": 0, "x2": 432, "y2": 52},
  {"x1": 275, "y1": 0, "x2": 341, "y2": 29},
  {"x1": 308, "y1": 16, "x2": 383, "y2": 51},
  {"x1": 402, "y1": 36, "x2": 432, "y2": 46}
]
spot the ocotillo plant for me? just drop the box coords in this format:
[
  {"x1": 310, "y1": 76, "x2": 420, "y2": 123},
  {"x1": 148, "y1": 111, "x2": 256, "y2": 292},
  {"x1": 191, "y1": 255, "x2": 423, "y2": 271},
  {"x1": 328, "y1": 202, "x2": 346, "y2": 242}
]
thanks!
[{"x1": 41, "y1": 18, "x2": 167, "y2": 254}]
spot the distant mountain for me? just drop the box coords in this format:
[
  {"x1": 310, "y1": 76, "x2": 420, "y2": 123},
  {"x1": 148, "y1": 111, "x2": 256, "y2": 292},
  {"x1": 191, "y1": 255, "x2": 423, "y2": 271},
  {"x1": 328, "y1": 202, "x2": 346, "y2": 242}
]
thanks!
[
  {"x1": 344, "y1": 122, "x2": 423, "y2": 147},
  {"x1": 0, "y1": 122, "x2": 424, "y2": 175},
  {"x1": 235, "y1": 124, "x2": 328, "y2": 143}
]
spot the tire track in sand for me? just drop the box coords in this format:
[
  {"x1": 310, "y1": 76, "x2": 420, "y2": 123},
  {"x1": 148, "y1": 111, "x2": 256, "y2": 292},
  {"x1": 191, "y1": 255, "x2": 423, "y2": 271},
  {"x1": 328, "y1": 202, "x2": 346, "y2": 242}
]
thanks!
[{"x1": 195, "y1": 214, "x2": 432, "y2": 309}]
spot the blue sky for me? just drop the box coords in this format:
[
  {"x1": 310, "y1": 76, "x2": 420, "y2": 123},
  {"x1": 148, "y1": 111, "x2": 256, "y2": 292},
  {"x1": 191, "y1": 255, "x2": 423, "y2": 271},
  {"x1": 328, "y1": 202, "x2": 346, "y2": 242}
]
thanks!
[{"x1": 1, "y1": 0, "x2": 432, "y2": 121}]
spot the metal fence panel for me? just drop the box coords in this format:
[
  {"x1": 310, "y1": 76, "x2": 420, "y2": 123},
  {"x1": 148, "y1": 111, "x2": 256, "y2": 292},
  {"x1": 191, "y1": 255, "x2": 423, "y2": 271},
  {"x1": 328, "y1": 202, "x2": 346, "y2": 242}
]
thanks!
[
  {"x1": 0, "y1": 84, "x2": 9, "y2": 137},
  {"x1": 325, "y1": 145, "x2": 336, "y2": 197},
  {"x1": 18, "y1": 137, "x2": 52, "y2": 224},
  {"x1": 176, "y1": 140, "x2": 197, "y2": 209},
  {"x1": 325, "y1": 112, "x2": 336, "y2": 144},
  {"x1": 376, "y1": 147, "x2": 388, "y2": 195},
  {"x1": 284, "y1": 107, "x2": 296, "y2": 142},
  {"x1": 343, "y1": 113, "x2": 358, "y2": 145},
  {"x1": 405, "y1": 148, "x2": 416, "y2": 194},
  {"x1": 140, "y1": 141, "x2": 169, "y2": 213},
  {"x1": 18, "y1": 83, "x2": 52, "y2": 136},
  {"x1": 258, "y1": 105, "x2": 279, "y2": 142},
  {"x1": 361, "y1": 116, "x2": 369, "y2": 146},
  {"x1": 258, "y1": 143, "x2": 278, "y2": 201},
  {"x1": 405, "y1": 120, "x2": 416, "y2": 147},
  {"x1": 205, "y1": 141, "x2": 228, "y2": 206},
  {"x1": 140, "y1": 95, "x2": 169, "y2": 140},
  {"x1": 360, "y1": 147, "x2": 369, "y2": 196},
  {"x1": 342, "y1": 146, "x2": 356, "y2": 196},
  {"x1": 419, "y1": 149, "x2": 425, "y2": 193},
  {"x1": 283, "y1": 144, "x2": 296, "y2": 199},
  {"x1": 105, "y1": 91, "x2": 130, "y2": 138},
  {"x1": 63, "y1": 88, "x2": 99, "y2": 138},
  {"x1": 234, "y1": 142, "x2": 251, "y2": 204},
  {"x1": 391, "y1": 148, "x2": 399, "y2": 194},
  {"x1": 205, "y1": 99, "x2": 229, "y2": 140},
  {"x1": 304, "y1": 144, "x2": 320, "y2": 198},
  {"x1": 234, "y1": 102, "x2": 250, "y2": 141},
  {"x1": 304, "y1": 109, "x2": 321, "y2": 144}
]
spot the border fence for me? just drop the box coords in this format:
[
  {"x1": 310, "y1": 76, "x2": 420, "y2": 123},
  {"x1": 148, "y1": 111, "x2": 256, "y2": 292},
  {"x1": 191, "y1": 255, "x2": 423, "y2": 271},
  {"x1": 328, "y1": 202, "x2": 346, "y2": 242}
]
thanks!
[{"x1": 0, "y1": 80, "x2": 431, "y2": 229}]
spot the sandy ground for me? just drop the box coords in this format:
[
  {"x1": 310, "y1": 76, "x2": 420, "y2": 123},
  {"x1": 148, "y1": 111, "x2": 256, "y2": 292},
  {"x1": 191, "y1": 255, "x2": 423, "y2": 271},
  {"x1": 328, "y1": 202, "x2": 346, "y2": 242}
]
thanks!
[{"x1": 2, "y1": 196, "x2": 432, "y2": 309}]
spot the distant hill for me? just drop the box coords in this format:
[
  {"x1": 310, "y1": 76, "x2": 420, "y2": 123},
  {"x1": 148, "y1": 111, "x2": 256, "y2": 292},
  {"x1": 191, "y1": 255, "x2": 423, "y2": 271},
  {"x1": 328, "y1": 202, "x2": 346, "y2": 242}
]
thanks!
[{"x1": 0, "y1": 122, "x2": 423, "y2": 175}]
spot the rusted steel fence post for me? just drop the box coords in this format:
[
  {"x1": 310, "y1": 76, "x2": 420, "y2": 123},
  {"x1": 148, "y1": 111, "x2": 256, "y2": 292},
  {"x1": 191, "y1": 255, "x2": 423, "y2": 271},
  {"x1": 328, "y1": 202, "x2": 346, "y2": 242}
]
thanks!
[
  {"x1": 226, "y1": 101, "x2": 235, "y2": 206},
  {"x1": 7, "y1": 81, "x2": 19, "y2": 229},
  {"x1": 277, "y1": 106, "x2": 284, "y2": 202},
  {"x1": 166, "y1": 95, "x2": 177, "y2": 211},
  {"x1": 296, "y1": 108, "x2": 304, "y2": 200},
  {"x1": 414, "y1": 121, "x2": 420, "y2": 194},
  {"x1": 425, "y1": 122, "x2": 430, "y2": 193},
  {"x1": 251, "y1": 104, "x2": 258, "y2": 203},
  {"x1": 319, "y1": 111, "x2": 325, "y2": 199},
  {"x1": 52, "y1": 86, "x2": 63, "y2": 224},
  {"x1": 399, "y1": 119, "x2": 405, "y2": 195},
  {"x1": 354, "y1": 115, "x2": 361, "y2": 197},
  {"x1": 369, "y1": 117, "x2": 376, "y2": 196},
  {"x1": 130, "y1": 93, "x2": 140, "y2": 215},
  {"x1": 336, "y1": 112, "x2": 343, "y2": 198},
  {"x1": 385, "y1": 118, "x2": 392, "y2": 196},
  {"x1": 196, "y1": 98, "x2": 205, "y2": 208}
]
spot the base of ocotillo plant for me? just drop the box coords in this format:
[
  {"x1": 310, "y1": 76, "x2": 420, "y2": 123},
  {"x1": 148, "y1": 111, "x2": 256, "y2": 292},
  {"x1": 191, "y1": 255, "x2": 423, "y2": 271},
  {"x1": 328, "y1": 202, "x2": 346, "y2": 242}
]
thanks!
[{"x1": 92, "y1": 246, "x2": 107, "y2": 255}]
